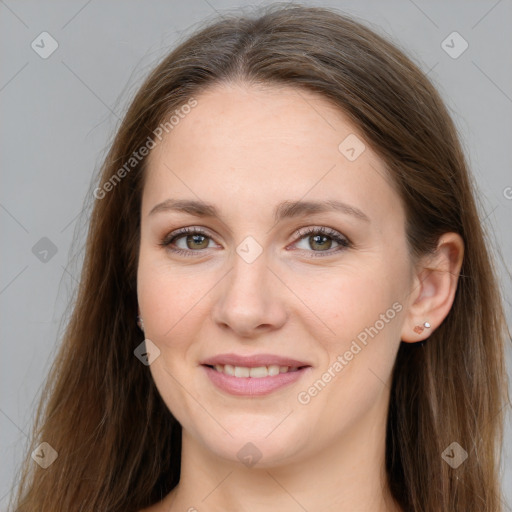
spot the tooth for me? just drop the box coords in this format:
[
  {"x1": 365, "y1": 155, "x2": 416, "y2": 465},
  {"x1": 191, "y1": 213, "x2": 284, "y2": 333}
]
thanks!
[
  {"x1": 268, "y1": 365, "x2": 280, "y2": 376},
  {"x1": 249, "y1": 366, "x2": 269, "y2": 378},
  {"x1": 212, "y1": 363, "x2": 298, "y2": 377},
  {"x1": 224, "y1": 364, "x2": 235, "y2": 376},
  {"x1": 234, "y1": 366, "x2": 250, "y2": 377}
]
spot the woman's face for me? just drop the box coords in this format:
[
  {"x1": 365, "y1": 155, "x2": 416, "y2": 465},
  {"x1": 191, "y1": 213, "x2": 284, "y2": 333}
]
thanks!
[{"x1": 137, "y1": 83, "x2": 414, "y2": 467}]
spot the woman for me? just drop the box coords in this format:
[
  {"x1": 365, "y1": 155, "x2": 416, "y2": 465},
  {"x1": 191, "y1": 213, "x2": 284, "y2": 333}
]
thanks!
[{"x1": 11, "y1": 4, "x2": 510, "y2": 511}]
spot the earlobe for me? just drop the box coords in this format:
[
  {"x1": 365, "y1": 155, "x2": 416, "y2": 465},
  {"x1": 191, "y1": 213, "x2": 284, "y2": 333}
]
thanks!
[
  {"x1": 412, "y1": 321, "x2": 431, "y2": 334},
  {"x1": 137, "y1": 310, "x2": 145, "y2": 332},
  {"x1": 401, "y1": 233, "x2": 464, "y2": 343}
]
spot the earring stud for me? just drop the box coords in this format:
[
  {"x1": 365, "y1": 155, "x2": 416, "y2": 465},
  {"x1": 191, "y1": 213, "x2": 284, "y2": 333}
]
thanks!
[
  {"x1": 136, "y1": 315, "x2": 144, "y2": 332},
  {"x1": 413, "y1": 321, "x2": 431, "y2": 334}
]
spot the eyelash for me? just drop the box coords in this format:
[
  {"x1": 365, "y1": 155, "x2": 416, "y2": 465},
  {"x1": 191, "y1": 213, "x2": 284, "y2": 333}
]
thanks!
[{"x1": 159, "y1": 226, "x2": 352, "y2": 258}]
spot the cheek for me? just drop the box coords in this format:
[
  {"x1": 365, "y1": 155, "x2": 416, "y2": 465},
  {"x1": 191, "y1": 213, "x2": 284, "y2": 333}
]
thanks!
[
  {"x1": 137, "y1": 250, "x2": 211, "y2": 339},
  {"x1": 299, "y1": 275, "x2": 402, "y2": 436},
  {"x1": 137, "y1": 256, "x2": 204, "y2": 417},
  {"x1": 305, "y1": 261, "x2": 404, "y2": 387},
  {"x1": 308, "y1": 264, "x2": 400, "y2": 336}
]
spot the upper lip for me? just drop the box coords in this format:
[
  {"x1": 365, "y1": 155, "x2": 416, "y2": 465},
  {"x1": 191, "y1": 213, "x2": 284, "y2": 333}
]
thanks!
[{"x1": 200, "y1": 353, "x2": 311, "y2": 368}]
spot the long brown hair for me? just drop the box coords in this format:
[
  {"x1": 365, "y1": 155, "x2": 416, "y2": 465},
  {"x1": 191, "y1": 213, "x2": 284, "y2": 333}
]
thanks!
[{"x1": 10, "y1": 4, "x2": 510, "y2": 511}]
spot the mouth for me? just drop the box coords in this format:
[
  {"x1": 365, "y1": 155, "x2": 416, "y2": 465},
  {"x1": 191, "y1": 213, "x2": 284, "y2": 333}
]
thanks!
[
  {"x1": 199, "y1": 353, "x2": 312, "y2": 396},
  {"x1": 202, "y1": 363, "x2": 309, "y2": 378}
]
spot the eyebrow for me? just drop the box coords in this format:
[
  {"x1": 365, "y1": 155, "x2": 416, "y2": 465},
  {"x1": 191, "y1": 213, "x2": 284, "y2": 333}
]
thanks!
[{"x1": 148, "y1": 198, "x2": 370, "y2": 223}]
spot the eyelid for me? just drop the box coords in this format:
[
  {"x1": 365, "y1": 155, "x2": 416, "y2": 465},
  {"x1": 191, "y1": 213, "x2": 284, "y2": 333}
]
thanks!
[
  {"x1": 160, "y1": 225, "x2": 351, "y2": 257},
  {"x1": 289, "y1": 225, "x2": 351, "y2": 255},
  {"x1": 159, "y1": 226, "x2": 219, "y2": 249},
  {"x1": 293, "y1": 225, "x2": 348, "y2": 242}
]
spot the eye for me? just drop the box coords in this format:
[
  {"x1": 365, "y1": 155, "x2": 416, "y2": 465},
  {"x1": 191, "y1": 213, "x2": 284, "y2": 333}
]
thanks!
[
  {"x1": 159, "y1": 225, "x2": 351, "y2": 258},
  {"x1": 159, "y1": 227, "x2": 217, "y2": 257},
  {"x1": 291, "y1": 226, "x2": 351, "y2": 257}
]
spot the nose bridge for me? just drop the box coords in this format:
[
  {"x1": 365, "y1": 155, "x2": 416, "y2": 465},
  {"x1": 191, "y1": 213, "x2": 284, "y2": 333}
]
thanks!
[
  {"x1": 225, "y1": 241, "x2": 272, "y2": 306},
  {"x1": 211, "y1": 238, "x2": 287, "y2": 333}
]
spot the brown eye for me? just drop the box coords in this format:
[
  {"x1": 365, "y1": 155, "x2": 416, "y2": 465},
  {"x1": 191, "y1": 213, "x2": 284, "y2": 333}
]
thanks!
[
  {"x1": 308, "y1": 234, "x2": 333, "y2": 251},
  {"x1": 293, "y1": 226, "x2": 351, "y2": 256},
  {"x1": 160, "y1": 226, "x2": 350, "y2": 258},
  {"x1": 160, "y1": 227, "x2": 216, "y2": 256},
  {"x1": 183, "y1": 233, "x2": 210, "y2": 250}
]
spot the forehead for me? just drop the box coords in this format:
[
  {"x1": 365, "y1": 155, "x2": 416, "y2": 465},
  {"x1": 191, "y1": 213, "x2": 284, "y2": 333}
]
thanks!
[{"x1": 142, "y1": 82, "x2": 402, "y2": 227}]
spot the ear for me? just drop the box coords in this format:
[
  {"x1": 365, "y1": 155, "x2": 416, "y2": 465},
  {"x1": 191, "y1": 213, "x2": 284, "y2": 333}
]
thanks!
[{"x1": 401, "y1": 232, "x2": 464, "y2": 343}]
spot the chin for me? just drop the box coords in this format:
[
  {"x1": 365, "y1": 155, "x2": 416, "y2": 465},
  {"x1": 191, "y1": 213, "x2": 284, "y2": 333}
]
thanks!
[{"x1": 193, "y1": 422, "x2": 309, "y2": 469}]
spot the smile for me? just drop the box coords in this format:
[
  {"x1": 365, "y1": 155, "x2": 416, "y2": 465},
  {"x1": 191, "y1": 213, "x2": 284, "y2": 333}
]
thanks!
[
  {"x1": 202, "y1": 364, "x2": 311, "y2": 396},
  {"x1": 207, "y1": 364, "x2": 303, "y2": 377}
]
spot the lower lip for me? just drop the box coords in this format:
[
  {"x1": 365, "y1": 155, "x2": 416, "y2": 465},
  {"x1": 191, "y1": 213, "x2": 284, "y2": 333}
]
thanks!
[{"x1": 202, "y1": 365, "x2": 311, "y2": 396}]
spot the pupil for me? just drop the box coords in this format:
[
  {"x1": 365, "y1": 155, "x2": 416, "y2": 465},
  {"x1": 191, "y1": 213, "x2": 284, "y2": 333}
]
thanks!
[
  {"x1": 187, "y1": 234, "x2": 207, "y2": 249},
  {"x1": 311, "y1": 235, "x2": 331, "y2": 251}
]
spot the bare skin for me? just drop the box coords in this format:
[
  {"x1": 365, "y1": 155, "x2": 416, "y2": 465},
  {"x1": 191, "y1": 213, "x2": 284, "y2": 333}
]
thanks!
[{"x1": 137, "y1": 83, "x2": 464, "y2": 512}]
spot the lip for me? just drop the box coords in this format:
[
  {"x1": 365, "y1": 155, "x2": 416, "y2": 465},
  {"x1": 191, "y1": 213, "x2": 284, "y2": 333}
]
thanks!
[
  {"x1": 202, "y1": 365, "x2": 312, "y2": 396},
  {"x1": 200, "y1": 353, "x2": 311, "y2": 368},
  {"x1": 200, "y1": 353, "x2": 312, "y2": 397}
]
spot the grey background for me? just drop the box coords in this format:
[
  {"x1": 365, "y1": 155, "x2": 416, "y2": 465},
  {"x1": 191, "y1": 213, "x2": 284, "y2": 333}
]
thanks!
[{"x1": 1, "y1": 0, "x2": 511, "y2": 509}]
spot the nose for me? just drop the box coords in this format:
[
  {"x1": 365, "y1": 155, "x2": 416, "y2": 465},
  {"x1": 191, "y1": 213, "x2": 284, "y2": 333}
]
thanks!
[{"x1": 211, "y1": 249, "x2": 288, "y2": 338}]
